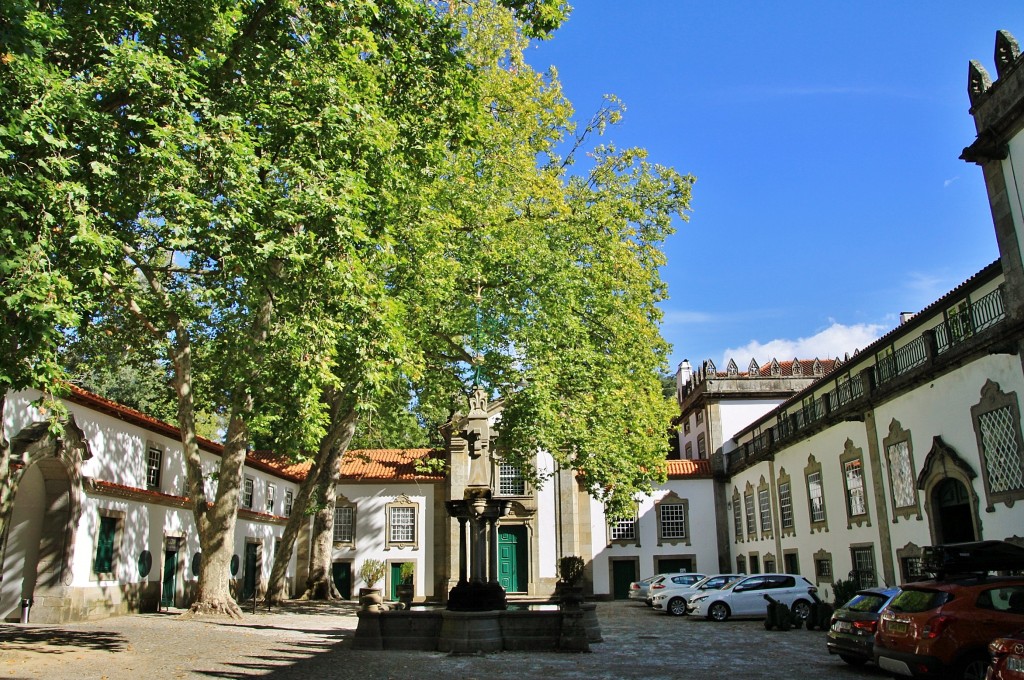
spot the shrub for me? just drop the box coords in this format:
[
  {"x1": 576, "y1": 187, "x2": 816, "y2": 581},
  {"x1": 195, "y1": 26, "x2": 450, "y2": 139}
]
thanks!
[
  {"x1": 558, "y1": 555, "x2": 585, "y2": 586},
  {"x1": 359, "y1": 559, "x2": 386, "y2": 588}
]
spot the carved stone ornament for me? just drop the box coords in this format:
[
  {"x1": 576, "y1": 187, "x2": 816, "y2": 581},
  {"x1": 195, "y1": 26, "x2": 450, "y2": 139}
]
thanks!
[
  {"x1": 995, "y1": 30, "x2": 1021, "y2": 79},
  {"x1": 969, "y1": 60, "x2": 993, "y2": 106}
]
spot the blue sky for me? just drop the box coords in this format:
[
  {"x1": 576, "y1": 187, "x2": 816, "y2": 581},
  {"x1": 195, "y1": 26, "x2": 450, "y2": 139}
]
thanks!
[{"x1": 527, "y1": 2, "x2": 1021, "y2": 372}]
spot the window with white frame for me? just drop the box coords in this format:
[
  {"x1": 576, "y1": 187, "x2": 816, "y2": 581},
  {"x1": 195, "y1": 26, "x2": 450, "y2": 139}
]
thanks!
[
  {"x1": 844, "y1": 459, "x2": 866, "y2": 517},
  {"x1": 778, "y1": 480, "x2": 794, "y2": 530},
  {"x1": 758, "y1": 488, "x2": 771, "y2": 532},
  {"x1": 333, "y1": 504, "x2": 355, "y2": 543},
  {"x1": 498, "y1": 463, "x2": 526, "y2": 496},
  {"x1": 658, "y1": 502, "x2": 687, "y2": 540},
  {"x1": 807, "y1": 470, "x2": 826, "y2": 524},
  {"x1": 242, "y1": 476, "x2": 254, "y2": 509},
  {"x1": 284, "y1": 489, "x2": 293, "y2": 517},
  {"x1": 265, "y1": 483, "x2": 276, "y2": 514},
  {"x1": 387, "y1": 502, "x2": 416, "y2": 546},
  {"x1": 146, "y1": 442, "x2": 163, "y2": 490},
  {"x1": 744, "y1": 490, "x2": 755, "y2": 536},
  {"x1": 610, "y1": 517, "x2": 636, "y2": 541},
  {"x1": 972, "y1": 381, "x2": 1024, "y2": 509}
]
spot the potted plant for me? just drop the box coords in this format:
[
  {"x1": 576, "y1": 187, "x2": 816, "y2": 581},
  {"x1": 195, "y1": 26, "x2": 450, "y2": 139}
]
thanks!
[
  {"x1": 557, "y1": 555, "x2": 586, "y2": 608},
  {"x1": 358, "y1": 559, "x2": 386, "y2": 611},
  {"x1": 395, "y1": 562, "x2": 415, "y2": 607}
]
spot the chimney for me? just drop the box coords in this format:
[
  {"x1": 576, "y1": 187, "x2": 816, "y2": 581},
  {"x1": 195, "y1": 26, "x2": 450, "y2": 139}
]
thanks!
[{"x1": 900, "y1": 312, "x2": 916, "y2": 325}]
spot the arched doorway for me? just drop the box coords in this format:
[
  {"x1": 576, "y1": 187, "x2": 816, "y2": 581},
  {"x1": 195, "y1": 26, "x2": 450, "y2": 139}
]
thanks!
[
  {"x1": 0, "y1": 458, "x2": 75, "y2": 621},
  {"x1": 933, "y1": 478, "x2": 977, "y2": 544}
]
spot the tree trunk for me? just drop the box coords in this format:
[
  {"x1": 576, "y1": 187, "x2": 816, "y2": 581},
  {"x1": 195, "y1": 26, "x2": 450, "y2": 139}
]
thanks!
[
  {"x1": 0, "y1": 394, "x2": 14, "y2": 540},
  {"x1": 264, "y1": 394, "x2": 357, "y2": 604},
  {"x1": 299, "y1": 420, "x2": 353, "y2": 601}
]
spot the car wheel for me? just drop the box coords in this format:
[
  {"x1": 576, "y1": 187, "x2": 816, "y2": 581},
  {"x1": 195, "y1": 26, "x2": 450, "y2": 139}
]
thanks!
[
  {"x1": 791, "y1": 599, "x2": 811, "y2": 620},
  {"x1": 838, "y1": 654, "x2": 867, "y2": 667},
  {"x1": 708, "y1": 602, "x2": 729, "y2": 622},
  {"x1": 957, "y1": 652, "x2": 989, "y2": 680},
  {"x1": 667, "y1": 597, "x2": 687, "y2": 616}
]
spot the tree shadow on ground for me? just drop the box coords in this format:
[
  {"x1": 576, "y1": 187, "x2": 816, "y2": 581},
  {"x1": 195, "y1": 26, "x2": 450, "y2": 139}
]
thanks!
[{"x1": 0, "y1": 626, "x2": 126, "y2": 654}]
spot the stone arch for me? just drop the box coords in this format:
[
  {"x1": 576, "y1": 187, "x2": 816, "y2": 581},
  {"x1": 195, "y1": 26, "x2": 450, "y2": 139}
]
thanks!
[
  {"x1": 917, "y1": 436, "x2": 982, "y2": 545},
  {"x1": 1, "y1": 416, "x2": 90, "y2": 622}
]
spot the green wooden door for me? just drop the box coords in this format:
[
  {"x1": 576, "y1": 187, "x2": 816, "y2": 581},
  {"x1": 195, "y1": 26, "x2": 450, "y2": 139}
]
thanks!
[
  {"x1": 332, "y1": 562, "x2": 351, "y2": 599},
  {"x1": 161, "y1": 550, "x2": 177, "y2": 607},
  {"x1": 611, "y1": 560, "x2": 637, "y2": 600},
  {"x1": 390, "y1": 562, "x2": 402, "y2": 601},
  {"x1": 242, "y1": 543, "x2": 258, "y2": 600},
  {"x1": 498, "y1": 525, "x2": 527, "y2": 593}
]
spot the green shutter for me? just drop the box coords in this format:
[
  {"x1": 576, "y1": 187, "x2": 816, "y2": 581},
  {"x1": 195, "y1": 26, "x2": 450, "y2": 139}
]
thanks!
[{"x1": 94, "y1": 516, "x2": 116, "y2": 573}]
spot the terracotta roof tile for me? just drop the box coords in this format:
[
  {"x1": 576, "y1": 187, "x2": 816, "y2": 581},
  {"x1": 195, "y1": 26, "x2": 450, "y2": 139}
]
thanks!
[
  {"x1": 341, "y1": 449, "x2": 445, "y2": 482},
  {"x1": 666, "y1": 459, "x2": 713, "y2": 479}
]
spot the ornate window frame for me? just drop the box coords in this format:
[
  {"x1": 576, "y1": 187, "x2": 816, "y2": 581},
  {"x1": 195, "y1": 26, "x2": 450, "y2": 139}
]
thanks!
[
  {"x1": 94, "y1": 508, "x2": 125, "y2": 581},
  {"x1": 731, "y1": 487, "x2": 743, "y2": 543},
  {"x1": 777, "y1": 468, "x2": 795, "y2": 538},
  {"x1": 884, "y1": 419, "x2": 922, "y2": 521},
  {"x1": 971, "y1": 380, "x2": 1024, "y2": 510},
  {"x1": 333, "y1": 495, "x2": 356, "y2": 547},
  {"x1": 896, "y1": 542, "x2": 925, "y2": 583},
  {"x1": 743, "y1": 482, "x2": 756, "y2": 540},
  {"x1": 813, "y1": 548, "x2": 833, "y2": 586},
  {"x1": 757, "y1": 476, "x2": 773, "y2": 539},
  {"x1": 804, "y1": 454, "x2": 828, "y2": 533},
  {"x1": 385, "y1": 495, "x2": 418, "y2": 550},
  {"x1": 655, "y1": 492, "x2": 690, "y2": 546},
  {"x1": 839, "y1": 439, "x2": 871, "y2": 529}
]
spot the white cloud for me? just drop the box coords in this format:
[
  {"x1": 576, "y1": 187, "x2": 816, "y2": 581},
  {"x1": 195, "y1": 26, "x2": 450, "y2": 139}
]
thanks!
[
  {"x1": 719, "y1": 321, "x2": 888, "y2": 367},
  {"x1": 943, "y1": 176, "x2": 959, "y2": 188}
]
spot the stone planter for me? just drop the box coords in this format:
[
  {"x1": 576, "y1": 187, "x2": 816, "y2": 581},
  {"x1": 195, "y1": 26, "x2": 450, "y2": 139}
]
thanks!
[
  {"x1": 359, "y1": 587, "x2": 383, "y2": 612},
  {"x1": 395, "y1": 583, "x2": 414, "y2": 607}
]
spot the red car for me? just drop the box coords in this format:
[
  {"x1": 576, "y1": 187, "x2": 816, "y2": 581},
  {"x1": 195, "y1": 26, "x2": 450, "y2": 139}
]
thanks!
[{"x1": 988, "y1": 629, "x2": 1024, "y2": 680}]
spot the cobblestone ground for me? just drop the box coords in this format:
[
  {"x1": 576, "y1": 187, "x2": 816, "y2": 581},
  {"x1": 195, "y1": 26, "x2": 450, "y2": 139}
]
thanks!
[{"x1": 0, "y1": 600, "x2": 889, "y2": 679}]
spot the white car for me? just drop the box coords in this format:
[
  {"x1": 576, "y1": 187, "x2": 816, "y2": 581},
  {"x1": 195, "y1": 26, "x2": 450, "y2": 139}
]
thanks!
[
  {"x1": 688, "y1": 573, "x2": 818, "y2": 622},
  {"x1": 644, "y1": 572, "x2": 707, "y2": 605},
  {"x1": 650, "y1": 573, "x2": 743, "y2": 616}
]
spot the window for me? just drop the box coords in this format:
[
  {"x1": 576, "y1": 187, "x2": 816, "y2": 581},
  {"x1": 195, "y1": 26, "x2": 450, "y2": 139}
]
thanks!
[
  {"x1": 736, "y1": 555, "x2": 746, "y2": 574},
  {"x1": 683, "y1": 420, "x2": 691, "y2": 435},
  {"x1": 498, "y1": 463, "x2": 526, "y2": 496},
  {"x1": 784, "y1": 551, "x2": 800, "y2": 574},
  {"x1": 763, "y1": 558, "x2": 776, "y2": 573},
  {"x1": 284, "y1": 490, "x2": 293, "y2": 517},
  {"x1": 696, "y1": 433, "x2": 707, "y2": 459},
  {"x1": 882, "y1": 419, "x2": 921, "y2": 521},
  {"x1": 94, "y1": 515, "x2": 118, "y2": 575},
  {"x1": 242, "y1": 476, "x2": 254, "y2": 509},
  {"x1": 844, "y1": 460, "x2": 866, "y2": 517},
  {"x1": 146, "y1": 442, "x2": 163, "y2": 490},
  {"x1": 743, "y1": 490, "x2": 755, "y2": 537},
  {"x1": 390, "y1": 506, "x2": 415, "y2": 543},
  {"x1": 695, "y1": 410, "x2": 703, "y2": 425},
  {"x1": 972, "y1": 381, "x2": 1024, "y2": 509},
  {"x1": 778, "y1": 481, "x2": 794, "y2": 530},
  {"x1": 333, "y1": 504, "x2": 355, "y2": 543},
  {"x1": 807, "y1": 471, "x2": 825, "y2": 523},
  {"x1": 684, "y1": 441, "x2": 693, "y2": 458},
  {"x1": 656, "y1": 494, "x2": 689, "y2": 544},
  {"x1": 900, "y1": 556, "x2": 924, "y2": 582},
  {"x1": 266, "y1": 483, "x2": 276, "y2": 514},
  {"x1": 851, "y1": 546, "x2": 877, "y2": 588},
  {"x1": 758, "y1": 488, "x2": 771, "y2": 533},
  {"x1": 732, "y1": 489, "x2": 743, "y2": 541},
  {"x1": 815, "y1": 557, "x2": 832, "y2": 582},
  {"x1": 610, "y1": 517, "x2": 637, "y2": 541}
]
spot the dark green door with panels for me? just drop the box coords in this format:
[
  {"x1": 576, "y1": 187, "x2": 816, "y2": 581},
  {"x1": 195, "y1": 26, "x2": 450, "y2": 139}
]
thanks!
[{"x1": 498, "y1": 525, "x2": 527, "y2": 593}]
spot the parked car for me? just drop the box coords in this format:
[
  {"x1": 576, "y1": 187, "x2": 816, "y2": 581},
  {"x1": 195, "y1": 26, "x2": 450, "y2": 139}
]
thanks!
[
  {"x1": 646, "y1": 572, "x2": 707, "y2": 605},
  {"x1": 628, "y1": 575, "x2": 662, "y2": 604},
  {"x1": 825, "y1": 586, "x2": 900, "y2": 666},
  {"x1": 688, "y1": 573, "x2": 818, "y2": 622},
  {"x1": 651, "y1": 573, "x2": 743, "y2": 616},
  {"x1": 987, "y1": 628, "x2": 1024, "y2": 680},
  {"x1": 629, "y1": 572, "x2": 705, "y2": 605},
  {"x1": 875, "y1": 541, "x2": 1024, "y2": 680}
]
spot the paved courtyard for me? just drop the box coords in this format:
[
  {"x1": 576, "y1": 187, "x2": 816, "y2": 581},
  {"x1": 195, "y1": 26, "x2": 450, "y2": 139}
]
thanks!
[{"x1": 0, "y1": 600, "x2": 888, "y2": 679}]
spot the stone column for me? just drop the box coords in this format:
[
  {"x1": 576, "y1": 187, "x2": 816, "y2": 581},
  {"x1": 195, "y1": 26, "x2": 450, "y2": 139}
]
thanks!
[
  {"x1": 488, "y1": 517, "x2": 499, "y2": 583},
  {"x1": 458, "y1": 517, "x2": 468, "y2": 584}
]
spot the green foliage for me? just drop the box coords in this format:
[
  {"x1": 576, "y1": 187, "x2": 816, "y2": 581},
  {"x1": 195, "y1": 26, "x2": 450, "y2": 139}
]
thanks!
[
  {"x1": 831, "y1": 578, "x2": 860, "y2": 606},
  {"x1": 399, "y1": 561, "x2": 415, "y2": 584},
  {"x1": 359, "y1": 559, "x2": 386, "y2": 588},
  {"x1": 557, "y1": 555, "x2": 585, "y2": 586}
]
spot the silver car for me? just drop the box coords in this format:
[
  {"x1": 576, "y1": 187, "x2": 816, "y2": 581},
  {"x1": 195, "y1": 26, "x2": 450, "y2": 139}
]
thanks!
[
  {"x1": 688, "y1": 573, "x2": 819, "y2": 622},
  {"x1": 650, "y1": 573, "x2": 743, "y2": 616}
]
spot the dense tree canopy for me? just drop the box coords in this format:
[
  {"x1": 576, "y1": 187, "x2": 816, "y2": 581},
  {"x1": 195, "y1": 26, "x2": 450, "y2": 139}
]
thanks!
[{"x1": 2, "y1": 0, "x2": 692, "y2": 612}]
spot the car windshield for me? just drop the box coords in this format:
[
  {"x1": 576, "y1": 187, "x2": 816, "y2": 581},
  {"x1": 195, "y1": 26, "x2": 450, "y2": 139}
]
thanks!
[
  {"x1": 887, "y1": 589, "x2": 951, "y2": 613},
  {"x1": 843, "y1": 592, "x2": 893, "y2": 613}
]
